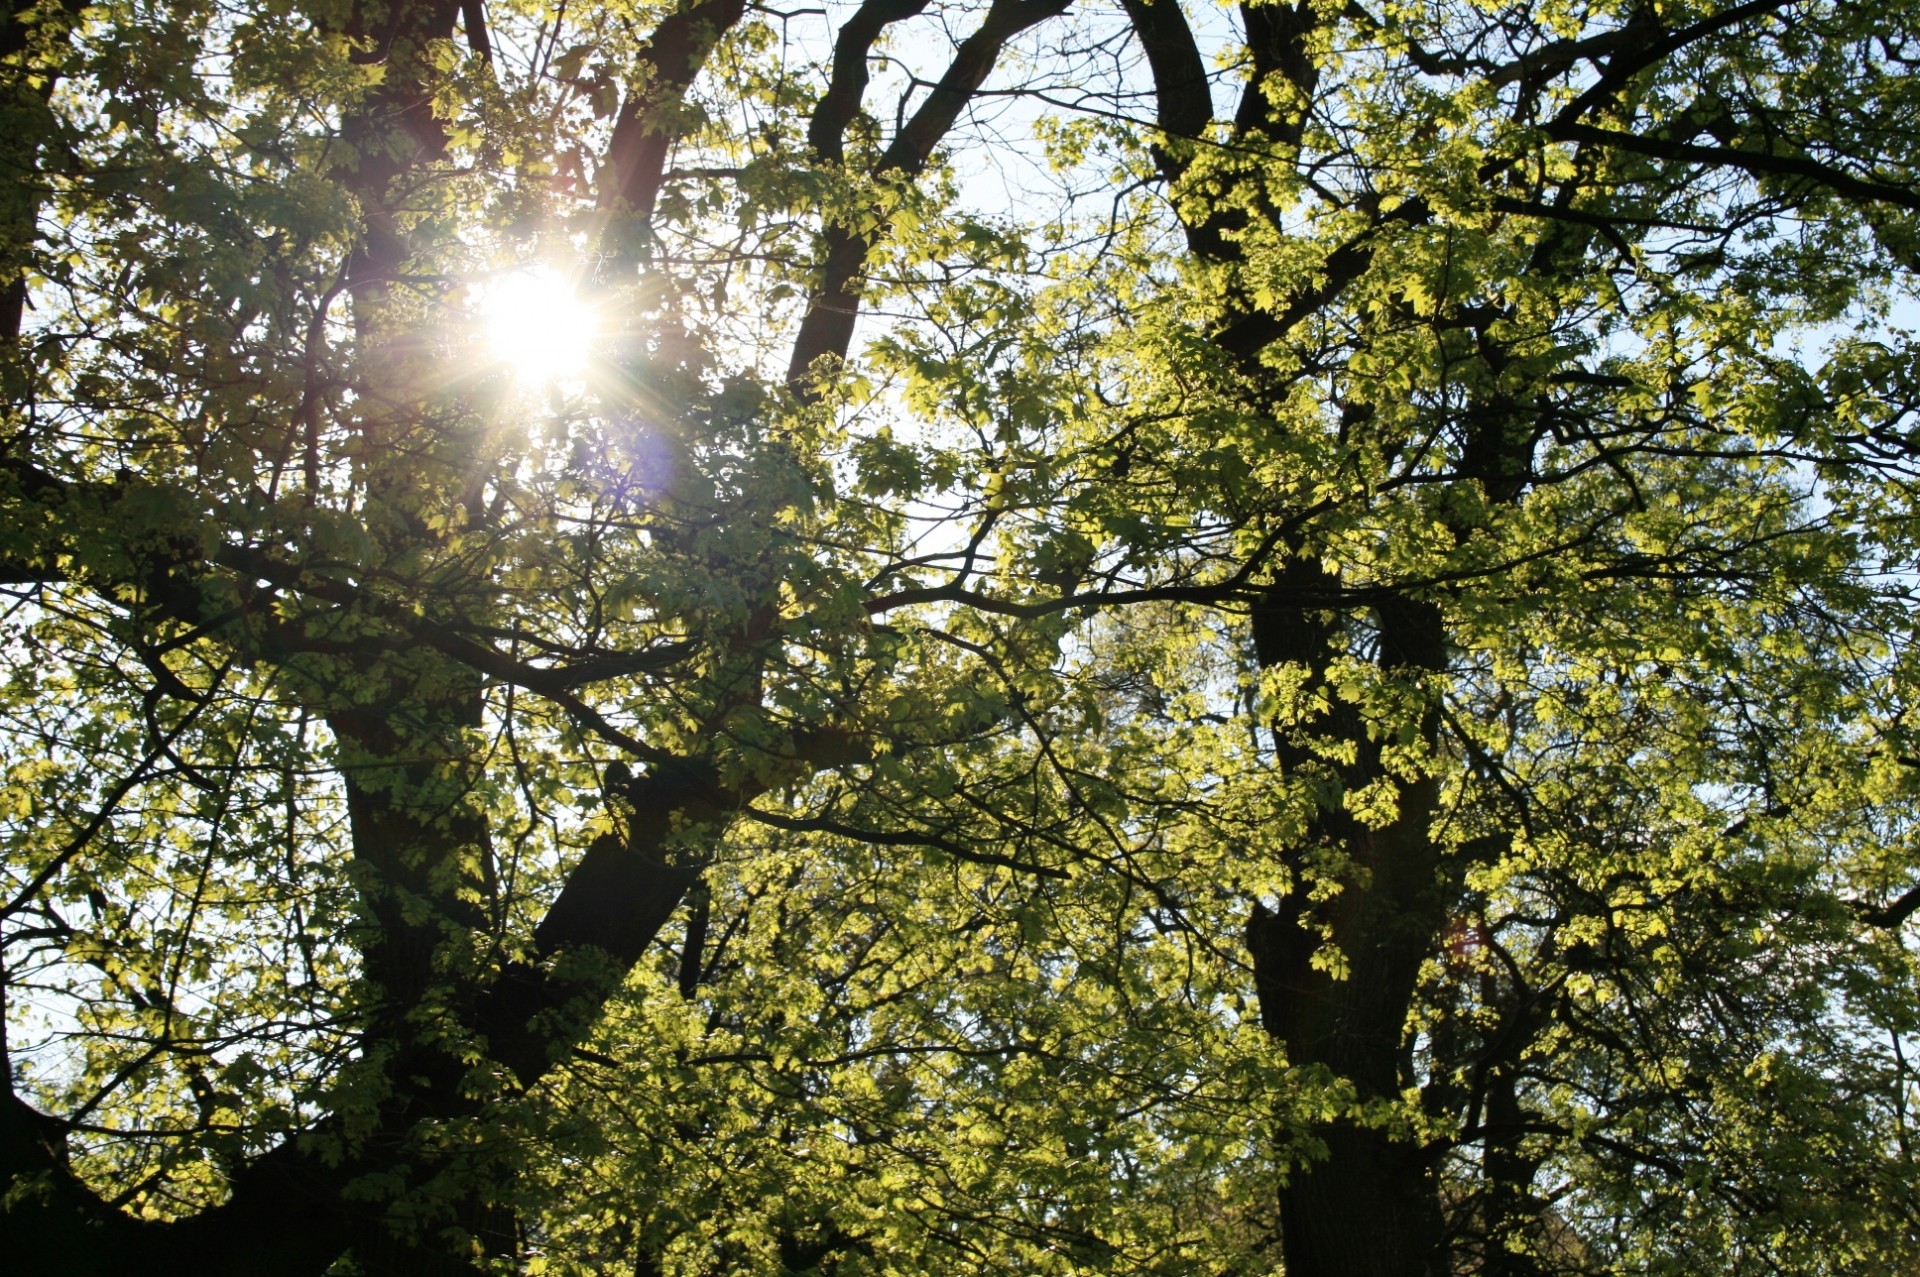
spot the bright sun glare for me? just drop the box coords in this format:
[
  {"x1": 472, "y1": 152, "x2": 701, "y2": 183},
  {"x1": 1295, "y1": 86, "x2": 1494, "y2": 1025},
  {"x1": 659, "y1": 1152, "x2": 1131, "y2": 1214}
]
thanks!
[{"x1": 478, "y1": 268, "x2": 598, "y2": 384}]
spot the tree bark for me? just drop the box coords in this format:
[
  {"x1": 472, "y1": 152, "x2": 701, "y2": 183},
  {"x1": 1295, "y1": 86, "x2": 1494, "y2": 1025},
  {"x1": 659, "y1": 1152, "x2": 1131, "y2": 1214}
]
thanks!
[{"x1": 1247, "y1": 584, "x2": 1455, "y2": 1277}]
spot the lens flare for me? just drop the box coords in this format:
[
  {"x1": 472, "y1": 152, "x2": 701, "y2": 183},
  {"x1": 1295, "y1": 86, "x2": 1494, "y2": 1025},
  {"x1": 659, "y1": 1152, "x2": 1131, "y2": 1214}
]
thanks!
[{"x1": 477, "y1": 268, "x2": 597, "y2": 384}]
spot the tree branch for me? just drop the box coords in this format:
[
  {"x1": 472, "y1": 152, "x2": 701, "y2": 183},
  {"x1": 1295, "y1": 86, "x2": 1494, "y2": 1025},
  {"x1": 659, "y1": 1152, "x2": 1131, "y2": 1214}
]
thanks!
[
  {"x1": 786, "y1": 0, "x2": 1074, "y2": 387},
  {"x1": 597, "y1": 0, "x2": 752, "y2": 246},
  {"x1": 1543, "y1": 119, "x2": 1920, "y2": 214}
]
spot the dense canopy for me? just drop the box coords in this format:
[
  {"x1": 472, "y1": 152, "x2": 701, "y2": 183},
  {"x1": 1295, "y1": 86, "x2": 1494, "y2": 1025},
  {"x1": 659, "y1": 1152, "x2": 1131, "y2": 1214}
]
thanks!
[{"x1": 6, "y1": 0, "x2": 1920, "y2": 1273}]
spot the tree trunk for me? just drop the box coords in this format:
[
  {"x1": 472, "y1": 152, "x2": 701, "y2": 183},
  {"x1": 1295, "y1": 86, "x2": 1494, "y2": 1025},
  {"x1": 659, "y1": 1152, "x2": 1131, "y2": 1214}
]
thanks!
[
  {"x1": 1249, "y1": 802, "x2": 1453, "y2": 1277},
  {"x1": 1248, "y1": 584, "x2": 1455, "y2": 1277}
]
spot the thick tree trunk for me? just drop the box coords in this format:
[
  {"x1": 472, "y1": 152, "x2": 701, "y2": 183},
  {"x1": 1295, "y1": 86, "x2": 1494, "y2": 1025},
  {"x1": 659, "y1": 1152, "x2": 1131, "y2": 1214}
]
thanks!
[
  {"x1": 1249, "y1": 803, "x2": 1453, "y2": 1277},
  {"x1": 1278, "y1": 1123, "x2": 1446, "y2": 1277},
  {"x1": 1247, "y1": 581, "x2": 1455, "y2": 1277}
]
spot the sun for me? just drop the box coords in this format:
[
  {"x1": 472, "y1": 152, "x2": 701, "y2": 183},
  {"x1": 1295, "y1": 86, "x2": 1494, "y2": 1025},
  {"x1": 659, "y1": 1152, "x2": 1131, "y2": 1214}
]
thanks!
[{"x1": 475, "y1": 267, "x2": 599, "y2": 385}]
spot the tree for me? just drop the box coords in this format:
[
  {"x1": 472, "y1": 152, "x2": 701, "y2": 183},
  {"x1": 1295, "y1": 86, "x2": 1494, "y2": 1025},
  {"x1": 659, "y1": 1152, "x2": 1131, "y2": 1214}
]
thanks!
[{"x1": 5, "y1": 0, "x2": 1920, "y2": 1273}]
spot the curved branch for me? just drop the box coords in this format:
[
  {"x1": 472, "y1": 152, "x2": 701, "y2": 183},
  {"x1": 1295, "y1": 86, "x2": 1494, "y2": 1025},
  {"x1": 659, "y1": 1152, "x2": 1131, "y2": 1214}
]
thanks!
[
  {"x1": 786, "y1": 0, "x2": 1074, "y2": 388},
  {"x1": 1543, "y1": 119, "x2": 1920, "y2": 214}
]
